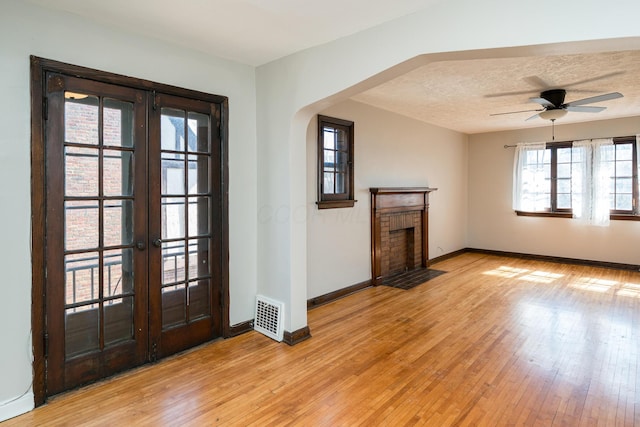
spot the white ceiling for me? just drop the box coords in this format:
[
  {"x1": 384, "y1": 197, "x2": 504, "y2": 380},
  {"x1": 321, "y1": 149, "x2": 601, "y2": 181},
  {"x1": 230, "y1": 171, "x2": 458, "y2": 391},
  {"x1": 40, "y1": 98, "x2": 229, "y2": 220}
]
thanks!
[
  {"x1": 26, "y1": 0, "x2": 441, "y2": 66},
  {"x1": 27, "y1": 0, "x2": 640, "y2": 134}
]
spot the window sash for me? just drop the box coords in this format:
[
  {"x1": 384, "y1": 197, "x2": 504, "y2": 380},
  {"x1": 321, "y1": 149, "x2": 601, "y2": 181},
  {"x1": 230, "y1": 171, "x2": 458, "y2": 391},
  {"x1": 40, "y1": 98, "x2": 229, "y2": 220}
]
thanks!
[
  {"x1": 317, "y1": 115, "x2": 354, "y2": 207},
  {"x1": 513, "y1": 137, "x2": 638, "y2": 219}
]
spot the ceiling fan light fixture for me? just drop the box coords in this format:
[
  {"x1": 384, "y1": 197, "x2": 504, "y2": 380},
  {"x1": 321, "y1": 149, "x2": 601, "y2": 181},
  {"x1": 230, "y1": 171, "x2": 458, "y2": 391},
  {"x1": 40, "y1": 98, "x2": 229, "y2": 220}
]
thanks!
[{"x1": 539, "y1": 109, "x2": 568, "y2": 121}]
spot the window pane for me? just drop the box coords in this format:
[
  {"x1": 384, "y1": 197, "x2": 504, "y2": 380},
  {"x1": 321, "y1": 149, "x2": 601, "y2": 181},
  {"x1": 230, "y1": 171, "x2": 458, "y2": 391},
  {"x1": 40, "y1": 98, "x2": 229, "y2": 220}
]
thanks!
[
  {"x1": 557, "y1": 178, "x2": 571, "y2": 193},
  {"x1": 162, "y1": 197, "x2": 185, "y2": 239},
  {"x1": 65, "y1": 146, "x2": 99, "y2": 197},
  {"x1": 616, "y1": 160, "x2": 632, "y2": 177},
  {"x1": 323, "y1": 173, "x2": 335, "y2": 194},
  {"x1": 557, "y1": 163, "x2": 571, "y2": 178},
  {"x1": 104, "y1": 200, "x2": 134, "y2": 247},
  {"x1": 557, "y1": 148, "x2": 572, "y2": 163},
  {"x1": 65, "y1": 252, "x2": 99, "y2": 305},
  {"x1": 323, "y1": 150, "x2": 335, "y2": 172},
  {"x1": 616, "y1": 194, "x2": 632, "y2": 210},
  {"x1": 104, "y1": 98, "x2": 134, "y2": 148},
  {"x1": 161, "y1": 108, "x2": 186, "y2": 151},
  {"x1": 323, "y1": 129, "x2": 335, "y2": 150},
  {"x1": 188, "y1": 197, "x2": 210, "y2": 237},
  {"x1": 162, "y1": 241, "x2": 185, "y2": 285},
  {"x1": 104, "y1": 150, "x2": 134, "y2": 197},
  {"x1": 188, "y1": 238, "x2": 210, "y2": 279},
  {"x1": 571, "y1": 147, "x2": 583, "y2": 163},
  {"x1": 557, "y1": 193, "x2": 571, "y2": 209},
  {"x1": 616, "y1": 178, "x2": 632, "y2": 193},
  {"x1": 65, "y1": 200, "x2": 99, "y2": 251},
  {"x1": 104, "y1": 248, "x2": 134, "y2": 297},
  {"x1": 335, "y1": 128, "x2": 348, "y2": 151},
  {"x1": 616, "y1": 194, "x2": 633, "y2": 211},
  {"x1": 335, "y1": 173, "x2": 346, "y2": 194},
  {"x1": 65, "y1": 94, "x2": 99, "y2": 145},
  {"x1": 162, "y1": 154, "x2": 185, "y2": 195},
  {"x1": 601, "y1": 146, "x2": 615, "y2": 161},
  {"x1": 616, "y1": 143, "x2": 633, "y2": 160},
  {"x1": 336, "y1": 151, "x2": 349, "y2": 173},
  {"x1": 187, "y1": 112, "x2": 210, "y2": 153},
  {"x1": 188, "y1": 154, "x2": 209, "y2": 195}
]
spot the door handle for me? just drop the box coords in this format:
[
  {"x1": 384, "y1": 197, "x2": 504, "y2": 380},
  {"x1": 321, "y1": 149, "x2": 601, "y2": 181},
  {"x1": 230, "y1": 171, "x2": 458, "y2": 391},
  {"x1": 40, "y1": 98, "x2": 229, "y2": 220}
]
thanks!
[
  {"x1": 152, "y1": 238, "x2": 162, "y2": 248},
  {"x1": 135, "y1": 242, "x2": 146, "y2": 251}
]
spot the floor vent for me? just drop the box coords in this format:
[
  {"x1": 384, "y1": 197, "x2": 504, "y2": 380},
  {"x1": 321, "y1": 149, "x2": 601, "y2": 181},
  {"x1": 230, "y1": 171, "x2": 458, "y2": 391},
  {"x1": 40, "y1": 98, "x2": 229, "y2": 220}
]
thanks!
[{"x1": 254, "y1": 295, "x2": 284, "y2": 342}]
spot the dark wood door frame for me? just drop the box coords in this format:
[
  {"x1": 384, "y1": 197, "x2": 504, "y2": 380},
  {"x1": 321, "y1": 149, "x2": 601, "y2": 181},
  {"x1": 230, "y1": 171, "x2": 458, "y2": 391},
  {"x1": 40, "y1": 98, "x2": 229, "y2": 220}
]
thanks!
[{"x1": 30, "y1": 56, "x2": 230, "y2": 405}]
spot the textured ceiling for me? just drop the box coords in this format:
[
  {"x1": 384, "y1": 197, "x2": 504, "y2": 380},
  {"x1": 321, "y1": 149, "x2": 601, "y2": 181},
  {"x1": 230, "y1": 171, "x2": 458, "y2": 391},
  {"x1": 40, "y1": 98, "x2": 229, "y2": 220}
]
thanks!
[{"x1": 352, "y1": 50, "x2": 640, "y2": 134}]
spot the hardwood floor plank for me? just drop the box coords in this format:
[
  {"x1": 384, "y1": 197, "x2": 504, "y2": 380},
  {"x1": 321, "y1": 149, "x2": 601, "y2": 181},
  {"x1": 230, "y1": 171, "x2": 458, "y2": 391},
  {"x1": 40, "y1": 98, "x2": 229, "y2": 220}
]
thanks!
[{"x1": 5, "y1": 253, "x2": 640, "y2": 426}]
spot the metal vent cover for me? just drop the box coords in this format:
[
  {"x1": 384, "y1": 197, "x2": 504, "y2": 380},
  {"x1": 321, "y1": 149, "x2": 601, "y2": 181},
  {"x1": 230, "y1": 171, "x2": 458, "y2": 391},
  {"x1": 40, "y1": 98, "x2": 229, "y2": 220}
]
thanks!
[{"x1": 254, "y1": 295, "x2": 284, "y2": 342}]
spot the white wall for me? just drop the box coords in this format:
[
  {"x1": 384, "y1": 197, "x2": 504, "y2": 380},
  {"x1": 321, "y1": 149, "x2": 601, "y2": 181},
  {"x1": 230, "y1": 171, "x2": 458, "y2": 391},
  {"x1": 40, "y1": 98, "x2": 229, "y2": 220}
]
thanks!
[
  {"x1": 256, "y1": 0, "x2": 640, "y2": 335},
  {"x1": 306, "y1": 100, "x2": 468, "y2": 299},
  {"x1": 0, "y1": 0, "x2": 257, "y2": 420},
  {"x1": 468, "y1": 116, "x2": 640, "y2": 265}
]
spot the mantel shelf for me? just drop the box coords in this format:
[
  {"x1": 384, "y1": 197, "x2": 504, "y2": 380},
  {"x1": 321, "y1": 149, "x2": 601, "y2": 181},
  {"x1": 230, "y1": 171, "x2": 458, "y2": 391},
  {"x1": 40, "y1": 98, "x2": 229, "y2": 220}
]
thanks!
[{"x1": 369, "y1": 187, "x2": 437, "y2": 194}]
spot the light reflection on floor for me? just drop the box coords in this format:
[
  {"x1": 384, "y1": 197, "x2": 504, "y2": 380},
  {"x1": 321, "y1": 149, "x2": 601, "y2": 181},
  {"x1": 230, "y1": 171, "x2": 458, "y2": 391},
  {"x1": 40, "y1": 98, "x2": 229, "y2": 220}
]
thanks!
[
  {"x1": 482, "y1": 263, "x2": 640, "y2": 400},
  {"x1": 483, "y1": 266, "x2": 640, "y2": 298}
]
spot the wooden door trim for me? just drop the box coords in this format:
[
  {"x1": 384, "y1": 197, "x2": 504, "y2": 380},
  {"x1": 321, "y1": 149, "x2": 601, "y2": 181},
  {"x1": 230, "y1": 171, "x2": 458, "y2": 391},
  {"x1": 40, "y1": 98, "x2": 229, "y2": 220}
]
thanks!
[
  {"x1": 30, "y1": 56, "x2": 47, "y2": 407},
  {"x1": 30, "y1": 56, "x2": 230, "y2": 406}
]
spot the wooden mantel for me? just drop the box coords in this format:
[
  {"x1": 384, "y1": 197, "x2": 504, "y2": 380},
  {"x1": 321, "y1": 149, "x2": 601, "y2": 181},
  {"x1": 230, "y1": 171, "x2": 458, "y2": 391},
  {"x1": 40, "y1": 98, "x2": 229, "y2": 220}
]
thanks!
[{"x1": 370, "y1": 187, "x2": 437, "y2": 284}]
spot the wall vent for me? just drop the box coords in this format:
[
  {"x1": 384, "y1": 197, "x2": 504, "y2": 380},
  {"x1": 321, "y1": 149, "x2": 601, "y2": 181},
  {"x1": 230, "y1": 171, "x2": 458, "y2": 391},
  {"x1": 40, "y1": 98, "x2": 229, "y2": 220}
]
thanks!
[{"x1": 254, "y1": 295, "x2": 284, "y2": 342}]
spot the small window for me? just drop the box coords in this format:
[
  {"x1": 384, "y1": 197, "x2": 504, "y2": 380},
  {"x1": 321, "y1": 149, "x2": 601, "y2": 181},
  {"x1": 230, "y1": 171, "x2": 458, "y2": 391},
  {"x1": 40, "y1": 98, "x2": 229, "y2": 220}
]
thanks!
[
  {"x1": 608, "y1": 140, "x2": 636, "y2": 214},
  {"x1": 317, "y1": 115, "x2": 355, "y2": 209}
]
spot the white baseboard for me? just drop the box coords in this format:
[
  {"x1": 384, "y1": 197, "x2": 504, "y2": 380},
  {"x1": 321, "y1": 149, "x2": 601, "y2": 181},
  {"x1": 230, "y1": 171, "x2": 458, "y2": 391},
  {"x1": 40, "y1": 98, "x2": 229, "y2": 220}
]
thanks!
[{"x1": 0, "y1": 390, "x2": 34, "y2": 423}]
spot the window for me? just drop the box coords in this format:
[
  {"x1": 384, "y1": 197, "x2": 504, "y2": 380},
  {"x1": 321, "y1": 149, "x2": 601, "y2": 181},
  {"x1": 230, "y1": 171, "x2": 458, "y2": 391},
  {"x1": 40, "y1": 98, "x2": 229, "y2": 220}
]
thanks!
[
  {"x1": 513, "y1": 136, "x2": 639, "y2": 221},
  {"x1": 317, "y1": 115, "x2": 355, "y2": 209}
]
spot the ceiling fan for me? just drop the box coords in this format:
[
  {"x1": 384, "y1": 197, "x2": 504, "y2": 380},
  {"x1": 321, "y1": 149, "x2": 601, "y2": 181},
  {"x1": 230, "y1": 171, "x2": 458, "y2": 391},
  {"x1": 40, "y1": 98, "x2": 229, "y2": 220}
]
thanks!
[{"x1": 491, "y1": 89, "x2": 623, "y2": 121}]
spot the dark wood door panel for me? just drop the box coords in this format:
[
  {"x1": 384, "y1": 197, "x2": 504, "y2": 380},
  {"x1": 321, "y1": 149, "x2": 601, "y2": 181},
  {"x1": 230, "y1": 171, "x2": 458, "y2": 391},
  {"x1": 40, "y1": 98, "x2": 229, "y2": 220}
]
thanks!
[{"x1": 44, "y1": 72, "x2": 149, "y2": 395}]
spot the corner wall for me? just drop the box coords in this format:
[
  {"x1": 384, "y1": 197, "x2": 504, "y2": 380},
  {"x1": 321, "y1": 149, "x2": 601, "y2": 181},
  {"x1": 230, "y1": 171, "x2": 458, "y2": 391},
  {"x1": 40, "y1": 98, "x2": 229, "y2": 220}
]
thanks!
[
  {"x1": 468, "y1": 116, "x2": 640, "y2": 265},
  {"x1": 0, "y1": 1, "x2": 257, "y2": 420},
  {"x1": 306, "y1": 100, "x2": 468, "y2": 299}
]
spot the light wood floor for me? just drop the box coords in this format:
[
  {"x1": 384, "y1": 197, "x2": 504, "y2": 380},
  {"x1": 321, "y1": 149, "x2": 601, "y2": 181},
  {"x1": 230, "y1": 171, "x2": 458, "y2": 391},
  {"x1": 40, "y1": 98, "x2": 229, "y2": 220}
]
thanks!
[{"x1": 7, "y1": 253, "x2": 640, "y2": 426}]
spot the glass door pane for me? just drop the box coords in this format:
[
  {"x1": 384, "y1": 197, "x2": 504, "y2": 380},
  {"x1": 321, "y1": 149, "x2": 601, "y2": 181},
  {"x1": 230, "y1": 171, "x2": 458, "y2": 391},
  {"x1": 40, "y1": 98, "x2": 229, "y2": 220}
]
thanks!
[
  {"x1": 159, "y1": 107, "x2": 212, "y2": 331},
  {"x1": 63, "y1": 91, "x2": 137, "y2": 357}
]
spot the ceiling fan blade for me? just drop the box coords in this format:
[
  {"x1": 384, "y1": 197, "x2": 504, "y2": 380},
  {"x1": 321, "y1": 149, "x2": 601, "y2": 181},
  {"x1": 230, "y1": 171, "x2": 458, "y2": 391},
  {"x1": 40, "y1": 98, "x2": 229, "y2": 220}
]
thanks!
[
  {"x1": 529, "y1": 97, "x2": 554, "y2": 108},
  {"x1": 565, "y1": 92, "x2": 623, "y2": 107},
  {"x1": 490, "y1": 108, "x2": 543, "y2": 116},
  {"x1": 562, "y1": 71, "x2": 625, "y2": 88},
  {"x1": 485, "y1": 89, "x2": 537, "y2": 98},
  {"x1": 525, "y1": 113, "x2": 541, "y2": 121},
  {"x1": 565, "y1": 105, "x2": 606, "y2": 113},
  {"x1": 484, "y1": 75, "x2": 550, "y2": 98}
]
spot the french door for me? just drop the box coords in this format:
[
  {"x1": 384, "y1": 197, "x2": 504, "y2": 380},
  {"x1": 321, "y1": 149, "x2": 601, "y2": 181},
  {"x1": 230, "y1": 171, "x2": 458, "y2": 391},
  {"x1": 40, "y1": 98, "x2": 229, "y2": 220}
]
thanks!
[
  {"x1": 41, "y1": 68, "x2": 226, "y2": 397},
  {"x1": 148, "y1": 93, "x2": 223, "y2": 359}
]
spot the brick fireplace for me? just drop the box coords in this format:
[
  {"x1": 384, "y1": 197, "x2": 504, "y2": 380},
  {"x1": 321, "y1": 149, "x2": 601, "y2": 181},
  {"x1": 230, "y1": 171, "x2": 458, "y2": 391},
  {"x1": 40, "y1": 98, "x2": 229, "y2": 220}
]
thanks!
[{"x1": 370, "y1": 187, "x2": 436, "y2": 284}]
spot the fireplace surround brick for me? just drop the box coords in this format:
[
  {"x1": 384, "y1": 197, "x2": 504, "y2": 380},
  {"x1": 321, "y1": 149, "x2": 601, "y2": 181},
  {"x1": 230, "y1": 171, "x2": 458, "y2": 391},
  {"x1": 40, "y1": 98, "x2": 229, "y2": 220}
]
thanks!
[{"x1": 370, "y1": 187, "x2": 436, "y2": 284}]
